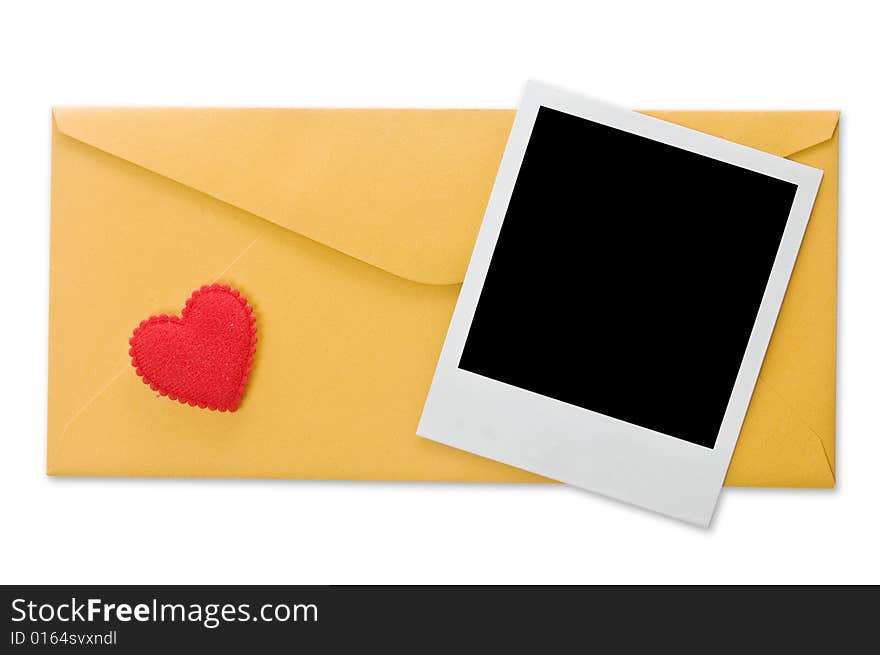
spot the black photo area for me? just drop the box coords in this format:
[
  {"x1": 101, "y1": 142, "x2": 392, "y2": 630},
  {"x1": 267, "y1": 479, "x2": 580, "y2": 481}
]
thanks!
[{"x1": 459, "y1": 107, "x2": 798, "y2": 448}]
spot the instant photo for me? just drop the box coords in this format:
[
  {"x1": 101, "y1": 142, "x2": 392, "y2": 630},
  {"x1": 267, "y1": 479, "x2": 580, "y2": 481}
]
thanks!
[
  {"x1": 458, "y1": 106, "x2": 798, "y2": 449},
  {"x1": 418, "y1": 82, "x2": 823, "y2": 525}
]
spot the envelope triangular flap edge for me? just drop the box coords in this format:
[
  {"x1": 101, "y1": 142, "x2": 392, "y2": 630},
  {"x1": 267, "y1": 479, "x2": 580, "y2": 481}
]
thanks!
[
  {"x1": 643, "y1": 110, "x2": 839, "y2": 158},
  {"x1": 52, "y1": 108, "x2": 839, "y2": 286},
  {"x1": 52, "y1": 108, "x2": 516, "y2": 286}
]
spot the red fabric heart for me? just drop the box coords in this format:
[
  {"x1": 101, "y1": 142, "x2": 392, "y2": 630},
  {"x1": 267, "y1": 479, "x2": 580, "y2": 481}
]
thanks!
[{"x1": 129, "y1": 284, "x2": 257, "y2": 412}]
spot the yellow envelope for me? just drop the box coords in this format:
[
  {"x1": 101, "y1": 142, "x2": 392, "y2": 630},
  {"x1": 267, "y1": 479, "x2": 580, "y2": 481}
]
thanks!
[{"x1": 48, "y1": 108, "x2": 838, "y2": 487}]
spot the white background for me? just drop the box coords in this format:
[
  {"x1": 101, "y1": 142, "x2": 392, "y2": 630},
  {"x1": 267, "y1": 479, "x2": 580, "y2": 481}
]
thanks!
[{"x1": 1, "y1": 0, "x2": 877, "y2": 584}]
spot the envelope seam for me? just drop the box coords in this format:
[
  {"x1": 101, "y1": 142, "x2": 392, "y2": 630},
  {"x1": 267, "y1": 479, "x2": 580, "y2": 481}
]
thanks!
[
  {"x1": 57, "y1": 363, "x2": 129, "y2": 454},
  {"x1": 756, "y1": 375, "x2": 835, "y2": 481},
  {"x1": 57, "y1": 238, "x2": 266, "y2": 438}
]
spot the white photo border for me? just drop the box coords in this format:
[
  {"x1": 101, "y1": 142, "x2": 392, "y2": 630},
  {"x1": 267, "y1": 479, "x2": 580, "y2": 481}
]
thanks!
[{"x1": 417, "y1": 81, "x2": 823, "y2": 526}]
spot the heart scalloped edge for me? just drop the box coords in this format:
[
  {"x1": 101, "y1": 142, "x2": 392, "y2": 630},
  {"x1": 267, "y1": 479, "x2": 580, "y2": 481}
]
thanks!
[{"x1": 128, "y1": 283, "x2": 258, "y2": 412}]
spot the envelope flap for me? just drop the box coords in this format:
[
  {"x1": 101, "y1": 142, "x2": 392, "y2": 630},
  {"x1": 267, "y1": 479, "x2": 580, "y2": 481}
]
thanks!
[
  {"x1": 53, "y1": 108, "x2": 839, "y2": 286},
  {"x1": 53, "y1": 108, "x2": 515, "y2": 285},
  {"x1": 642, "y1": 110, "x2": 840, "y2": 157}
]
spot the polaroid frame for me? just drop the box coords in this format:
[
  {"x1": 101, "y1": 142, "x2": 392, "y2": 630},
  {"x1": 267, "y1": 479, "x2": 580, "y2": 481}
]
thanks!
[{"x1": 417, "y1": 81, "x2": 823, "y2": 525}]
